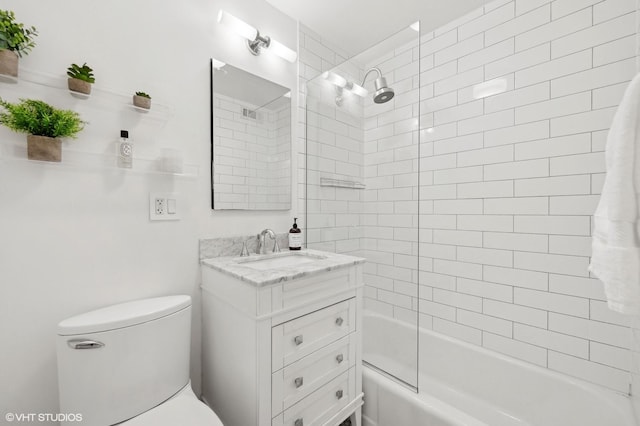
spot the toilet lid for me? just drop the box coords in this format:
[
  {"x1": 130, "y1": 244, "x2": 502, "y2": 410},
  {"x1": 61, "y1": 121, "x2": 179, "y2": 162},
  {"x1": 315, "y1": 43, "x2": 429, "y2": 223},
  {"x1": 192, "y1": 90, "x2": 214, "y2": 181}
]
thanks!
[{"x1": 122, "y1": 392, "x2": 223, "y2": 426}]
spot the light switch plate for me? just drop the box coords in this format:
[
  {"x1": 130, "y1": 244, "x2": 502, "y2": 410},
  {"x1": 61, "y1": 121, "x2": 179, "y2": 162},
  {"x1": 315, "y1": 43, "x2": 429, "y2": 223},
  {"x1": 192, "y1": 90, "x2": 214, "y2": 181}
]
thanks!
[{"x1": 149, "y1": 192, "x2": 181, "y2": 221}]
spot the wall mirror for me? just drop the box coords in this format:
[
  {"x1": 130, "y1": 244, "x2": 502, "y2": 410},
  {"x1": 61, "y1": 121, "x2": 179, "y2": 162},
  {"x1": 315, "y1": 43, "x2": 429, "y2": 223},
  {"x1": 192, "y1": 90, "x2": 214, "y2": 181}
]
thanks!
[{"x1": 210, "y1": 60, "x2": 292, "y2": 210}]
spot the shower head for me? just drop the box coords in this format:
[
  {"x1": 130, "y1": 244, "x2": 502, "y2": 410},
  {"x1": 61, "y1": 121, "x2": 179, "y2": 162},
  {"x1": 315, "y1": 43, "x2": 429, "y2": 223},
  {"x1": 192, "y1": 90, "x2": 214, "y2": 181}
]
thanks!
[
  {"x1": 361, "y1": 67, "x2": 395, "y2": 104},
  {"x1": 373, "y1": 77, "x2": 394, "y2": 103}
]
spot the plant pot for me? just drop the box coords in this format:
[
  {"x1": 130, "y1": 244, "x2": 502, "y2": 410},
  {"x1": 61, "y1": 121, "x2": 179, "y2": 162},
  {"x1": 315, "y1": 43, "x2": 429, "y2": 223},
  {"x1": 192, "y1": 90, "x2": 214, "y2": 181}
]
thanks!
[
  {"x1": 68, "y1": 77, "x2": 92, "y2": 95},
  {"x1": 27, "y1": 135, "x2": 61, "y2": 162},
  {"x1": 133, "y1": 95, "x2": 151, "y2": 110},
  {"x1": 0, "y1": 49, "x2": 19, "y2": 78}
]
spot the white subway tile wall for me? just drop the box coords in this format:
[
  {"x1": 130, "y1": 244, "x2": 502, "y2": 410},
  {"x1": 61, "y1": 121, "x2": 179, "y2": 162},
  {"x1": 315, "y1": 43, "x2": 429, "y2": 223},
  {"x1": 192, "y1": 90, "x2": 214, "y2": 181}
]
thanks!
[
  {"x1": 416, "y1": 0, "x2": 635, "y2": 393},
  {"x1": 299, "y1": 24, "x2": 361, "y2": 255},
  {"x1": 300, "y1": 0, "x2": 637, "y2": 394},
  {"x1": 213, "y1": 93, "x2": 290, "y2": 209}
]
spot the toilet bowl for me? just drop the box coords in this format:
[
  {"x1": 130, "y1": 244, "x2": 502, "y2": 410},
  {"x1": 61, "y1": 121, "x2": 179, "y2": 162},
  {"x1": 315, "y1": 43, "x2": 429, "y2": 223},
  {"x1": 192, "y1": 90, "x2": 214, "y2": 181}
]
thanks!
[
  {"x1": 56, "y1": 295, "x2": 223, "y2": 426},
  {"x1": 122, "y1": 382, "x2": 221, "y2": 426}
]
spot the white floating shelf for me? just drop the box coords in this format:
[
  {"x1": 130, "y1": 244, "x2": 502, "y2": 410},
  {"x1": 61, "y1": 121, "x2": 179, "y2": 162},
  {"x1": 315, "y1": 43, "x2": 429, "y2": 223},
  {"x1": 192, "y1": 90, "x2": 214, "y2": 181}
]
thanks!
[
  {"x1": 0, "y1": 67, "x2": 190, "y2": 177},
  {"x1": 0, "y1": 146, "x2": 198, "y2": 178},
  {"x1": 5, "y1": 68, "x2": 172, "y2": 121}
]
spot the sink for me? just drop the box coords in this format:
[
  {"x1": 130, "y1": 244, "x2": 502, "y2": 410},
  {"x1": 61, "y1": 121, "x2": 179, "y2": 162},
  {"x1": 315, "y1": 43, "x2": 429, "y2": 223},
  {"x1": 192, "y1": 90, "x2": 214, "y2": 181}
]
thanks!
[
  {"x1": 201, "y1": 248, "x2": 365, "y2": 287},
  {"x1": 236, "y1": 252, "x2": 327, "y2": 271}
]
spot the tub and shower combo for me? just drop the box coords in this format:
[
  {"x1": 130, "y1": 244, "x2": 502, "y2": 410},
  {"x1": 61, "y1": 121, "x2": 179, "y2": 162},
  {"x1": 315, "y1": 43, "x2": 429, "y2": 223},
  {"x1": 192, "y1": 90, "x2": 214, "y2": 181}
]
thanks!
[
  {"x1": 303, "y1": 2, "x2": 638, "y2": 424},
  {"x1": 361, "y1": 314, "x2": 635, "y2": 426}
]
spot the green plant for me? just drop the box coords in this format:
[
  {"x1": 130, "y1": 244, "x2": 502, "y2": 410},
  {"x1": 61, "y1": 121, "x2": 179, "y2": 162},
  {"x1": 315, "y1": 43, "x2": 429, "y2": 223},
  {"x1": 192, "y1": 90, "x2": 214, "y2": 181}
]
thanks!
[
  {"x1": 135, "y1": 91, "x2": 151, "y2": 99},
  {"x1": 66, "y1": 62, "x2": 95, "y2": 83},
  {"x1": 0, "y1": 10, "x2": 37, "y2": 57},
  {"x1": 0, "y1": 98, "x2": 85, "y2": 139}
]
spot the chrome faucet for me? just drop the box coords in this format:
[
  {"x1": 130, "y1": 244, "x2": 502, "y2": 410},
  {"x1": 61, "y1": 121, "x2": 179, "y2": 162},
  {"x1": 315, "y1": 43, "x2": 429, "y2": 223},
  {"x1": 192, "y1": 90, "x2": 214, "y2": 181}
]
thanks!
[{"x1": 257, "y1": 229, "x2": 281, "y2": 255}]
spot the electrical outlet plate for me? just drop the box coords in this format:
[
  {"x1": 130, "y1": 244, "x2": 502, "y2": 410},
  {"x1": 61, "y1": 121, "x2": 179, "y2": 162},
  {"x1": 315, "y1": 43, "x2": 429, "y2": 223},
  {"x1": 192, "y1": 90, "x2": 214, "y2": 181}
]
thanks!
[{"x1": 149, "y1": 192, "x2": 181, "y2": 221}]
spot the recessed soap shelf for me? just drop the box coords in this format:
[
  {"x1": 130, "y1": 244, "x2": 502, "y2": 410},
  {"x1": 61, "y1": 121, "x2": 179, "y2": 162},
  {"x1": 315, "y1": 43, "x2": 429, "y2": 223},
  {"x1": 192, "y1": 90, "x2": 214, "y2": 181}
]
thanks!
[{"x1": 320, "y1": 177, "x2": 365, "y2": 189}]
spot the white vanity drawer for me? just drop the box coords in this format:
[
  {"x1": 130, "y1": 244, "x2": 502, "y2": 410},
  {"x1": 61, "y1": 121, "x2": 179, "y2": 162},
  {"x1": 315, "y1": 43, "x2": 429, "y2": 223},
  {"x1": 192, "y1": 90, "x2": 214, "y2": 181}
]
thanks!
[
  {"x1": 272, "y1": 333, "x2": 357, "y2": 415},
  {"x1": 272, "y1": 298, "x2": 356, "y2": 372},
  {"x1": 272, "y1": 368, "x2": 355, "y2": 426}
]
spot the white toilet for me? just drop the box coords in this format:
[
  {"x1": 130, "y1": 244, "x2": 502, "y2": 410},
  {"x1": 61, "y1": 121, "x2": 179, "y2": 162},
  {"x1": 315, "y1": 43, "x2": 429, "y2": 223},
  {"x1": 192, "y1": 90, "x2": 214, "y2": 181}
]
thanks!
[{"x1": 56, "y1": 295, "x2": 223, "y2": 426}]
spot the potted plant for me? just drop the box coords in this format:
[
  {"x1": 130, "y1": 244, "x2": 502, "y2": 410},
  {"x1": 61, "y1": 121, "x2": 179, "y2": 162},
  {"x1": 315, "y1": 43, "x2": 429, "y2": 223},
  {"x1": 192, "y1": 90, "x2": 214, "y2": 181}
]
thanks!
[
  {"x1": 0, "y1": 10, "x2": 37, "y2": 78},
  {"x1": 133, "y1": 91, "x2": 151, "y2": 110},
  {"x1": 0, "y1": 97, "x2": 85, "y2": 162},
  {"x1": 66, "y1": 62, "x2": 95, "y2": 95}
]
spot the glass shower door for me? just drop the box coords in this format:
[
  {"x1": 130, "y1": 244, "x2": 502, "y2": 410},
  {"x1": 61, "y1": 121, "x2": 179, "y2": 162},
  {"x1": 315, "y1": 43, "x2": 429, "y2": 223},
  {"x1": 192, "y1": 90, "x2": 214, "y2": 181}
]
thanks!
[{"x1": 305, "y1": 24, "x2": 421, "y2": 389}]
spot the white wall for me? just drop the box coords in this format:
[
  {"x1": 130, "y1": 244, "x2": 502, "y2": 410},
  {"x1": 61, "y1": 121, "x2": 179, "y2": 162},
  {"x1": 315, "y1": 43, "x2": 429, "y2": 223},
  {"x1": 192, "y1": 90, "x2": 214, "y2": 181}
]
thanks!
[{"x1": 0, "y1": 0, "x2": 297, "y2": 421}]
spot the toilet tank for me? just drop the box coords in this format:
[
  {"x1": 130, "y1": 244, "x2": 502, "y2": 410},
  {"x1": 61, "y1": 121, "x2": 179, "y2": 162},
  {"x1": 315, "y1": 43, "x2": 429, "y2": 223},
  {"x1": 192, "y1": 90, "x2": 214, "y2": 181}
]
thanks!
[{"x1": 56, "y1": 295, "x2": 192, "y2": 426}]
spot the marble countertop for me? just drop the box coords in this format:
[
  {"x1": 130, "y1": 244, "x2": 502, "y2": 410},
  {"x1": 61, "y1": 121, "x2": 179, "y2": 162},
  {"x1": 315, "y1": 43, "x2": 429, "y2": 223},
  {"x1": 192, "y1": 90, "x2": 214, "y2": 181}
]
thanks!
[{"x1": 201, "y1": 249, "x2": 365, "y2": 287}]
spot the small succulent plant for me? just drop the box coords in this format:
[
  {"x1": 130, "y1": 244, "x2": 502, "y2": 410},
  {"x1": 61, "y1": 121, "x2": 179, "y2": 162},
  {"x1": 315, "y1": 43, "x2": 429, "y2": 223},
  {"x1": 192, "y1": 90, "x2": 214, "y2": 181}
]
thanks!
[
  {"x1": 0, "y1": 10, "x2": 37, "y2": 57},
  {"x1": 135, "y1": 91, "x2": 151, "y2": 99},
  {"x1": 66, "y1": 62, "x2": 95, "y2": 83}
]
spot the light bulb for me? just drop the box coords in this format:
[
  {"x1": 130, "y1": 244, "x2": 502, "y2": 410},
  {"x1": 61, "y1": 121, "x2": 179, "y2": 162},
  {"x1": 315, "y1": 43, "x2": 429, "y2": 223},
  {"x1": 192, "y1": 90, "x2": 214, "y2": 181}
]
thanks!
[
  {"x1": 322, "y1": 71, "x2": 347, "y2": 88},
  {"x1": 217, "y1": 10, "x2": 258, "y2": 41},
  {"x1": 269, "y1": 38, "x2": 297, "y2": 63},
  {"x1": 346, "y1": 82, "x2": 368, "y2": 97}
]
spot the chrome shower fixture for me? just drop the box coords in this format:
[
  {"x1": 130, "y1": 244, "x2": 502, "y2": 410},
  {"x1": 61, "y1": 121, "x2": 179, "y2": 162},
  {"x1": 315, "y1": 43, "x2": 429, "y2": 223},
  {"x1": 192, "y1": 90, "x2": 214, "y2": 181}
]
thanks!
[{"x1": 361, "y1": 67, "x2": 395, "y2": 104}]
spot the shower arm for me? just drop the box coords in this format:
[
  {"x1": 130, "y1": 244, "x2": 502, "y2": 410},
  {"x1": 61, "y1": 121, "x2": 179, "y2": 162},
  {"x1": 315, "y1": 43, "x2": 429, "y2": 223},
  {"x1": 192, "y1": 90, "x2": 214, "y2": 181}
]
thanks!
[{"x1": 360, "y1": 67, "x2": 383, "y2": 87}]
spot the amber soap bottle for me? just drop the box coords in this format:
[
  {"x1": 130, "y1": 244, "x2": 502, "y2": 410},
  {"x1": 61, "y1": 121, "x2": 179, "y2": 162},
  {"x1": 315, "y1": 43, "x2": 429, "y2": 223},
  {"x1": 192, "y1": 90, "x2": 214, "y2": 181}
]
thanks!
[{"x1": 289, "y1": 218, "x2": 302, "y2": 250}]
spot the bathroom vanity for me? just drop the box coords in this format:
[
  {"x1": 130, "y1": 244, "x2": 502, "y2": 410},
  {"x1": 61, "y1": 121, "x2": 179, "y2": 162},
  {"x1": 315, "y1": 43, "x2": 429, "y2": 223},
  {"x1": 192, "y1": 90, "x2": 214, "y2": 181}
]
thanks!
[{"x1": 201, "y1": 249, "x2": 364, "y2": 426}]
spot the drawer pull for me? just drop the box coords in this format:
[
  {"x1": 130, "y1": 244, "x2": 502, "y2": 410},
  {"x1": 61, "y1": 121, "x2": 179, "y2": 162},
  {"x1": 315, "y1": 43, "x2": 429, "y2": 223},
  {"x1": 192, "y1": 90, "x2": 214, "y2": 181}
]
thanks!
[
  {"x1": 294, "y1": 335, "x2": 303, "y2": 346},
  {"x1": 295, "y1": 419, "x2": 303, "y2": 426},
  {"x1": 336, "y1": 353, "x2": 344, "y2": 363},
  {"x1": 335, "y1": 317, "x2": 344, "y2": 326},
  {"x1": 336, "y1": 389, "x2": 344, "y2": 399},
  {"x1": 294, "y1": 377, "x2": 304, "y2": 388}
]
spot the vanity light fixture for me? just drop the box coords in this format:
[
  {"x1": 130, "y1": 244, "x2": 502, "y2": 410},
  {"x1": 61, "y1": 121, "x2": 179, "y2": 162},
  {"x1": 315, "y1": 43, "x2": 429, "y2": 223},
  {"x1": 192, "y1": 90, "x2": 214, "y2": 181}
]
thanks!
[
  {"x1": 345, "y1": 81, "x2": 368, "y2": 97},
  {"x1": 322, "y1": 71, "x2": 369, "y2": 98},
  {"x1": 217, "y1": 10, "x2": 297, "y2": 63},
  {"x1": 322, "y1": 71, "x2": 347, "y2": 88}
]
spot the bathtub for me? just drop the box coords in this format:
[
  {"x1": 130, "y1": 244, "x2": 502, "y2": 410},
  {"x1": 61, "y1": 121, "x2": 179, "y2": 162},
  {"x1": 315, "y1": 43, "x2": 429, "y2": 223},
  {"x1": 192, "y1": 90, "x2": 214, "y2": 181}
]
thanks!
[{"x1": 361, "y1": 314, "x2": 636, "y2": 426}]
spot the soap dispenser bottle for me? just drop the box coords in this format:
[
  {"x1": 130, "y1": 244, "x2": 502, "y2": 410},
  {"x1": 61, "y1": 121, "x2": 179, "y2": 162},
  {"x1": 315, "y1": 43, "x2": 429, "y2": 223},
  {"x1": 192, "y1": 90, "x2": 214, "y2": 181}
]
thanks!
[
  {"x1": 289, "y1": 218, "x2": 302, "y2": 250},
  {"x1": 116, "y1": 130, "x2": 133, "y2": 168}
]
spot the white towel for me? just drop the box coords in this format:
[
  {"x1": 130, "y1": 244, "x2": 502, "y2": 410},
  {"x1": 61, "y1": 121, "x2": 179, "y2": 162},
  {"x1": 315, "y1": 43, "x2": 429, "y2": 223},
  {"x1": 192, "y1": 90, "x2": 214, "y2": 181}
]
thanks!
[{"x1": 589, "y1": 73, "x2": 640, "y2": 314}]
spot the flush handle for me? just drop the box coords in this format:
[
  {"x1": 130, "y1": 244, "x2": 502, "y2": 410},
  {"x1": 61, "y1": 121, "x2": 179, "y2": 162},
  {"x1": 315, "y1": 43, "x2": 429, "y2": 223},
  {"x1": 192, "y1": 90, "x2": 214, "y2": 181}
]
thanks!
[
  {"x1": 335, "y1": 317, "x2": 344, "y2": 326},
  {"x1": 294, "y1": 335, "x2": 303, "y2": 346},
  {"x1": 336, "y1": 353, "x2": 344, "y2": 364},
  {"x1": 336, "y1": 389, "x2": 344, "y2": 399},
  {"x1": 295, "y1": 419, "x2": 303, "y2": 426},
  {"x1": 294, "y1": 377, "x2": 304, "y2": 388},
  {"x1": 67, "y1": 339, "x2": 104, "y2": 350}
]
